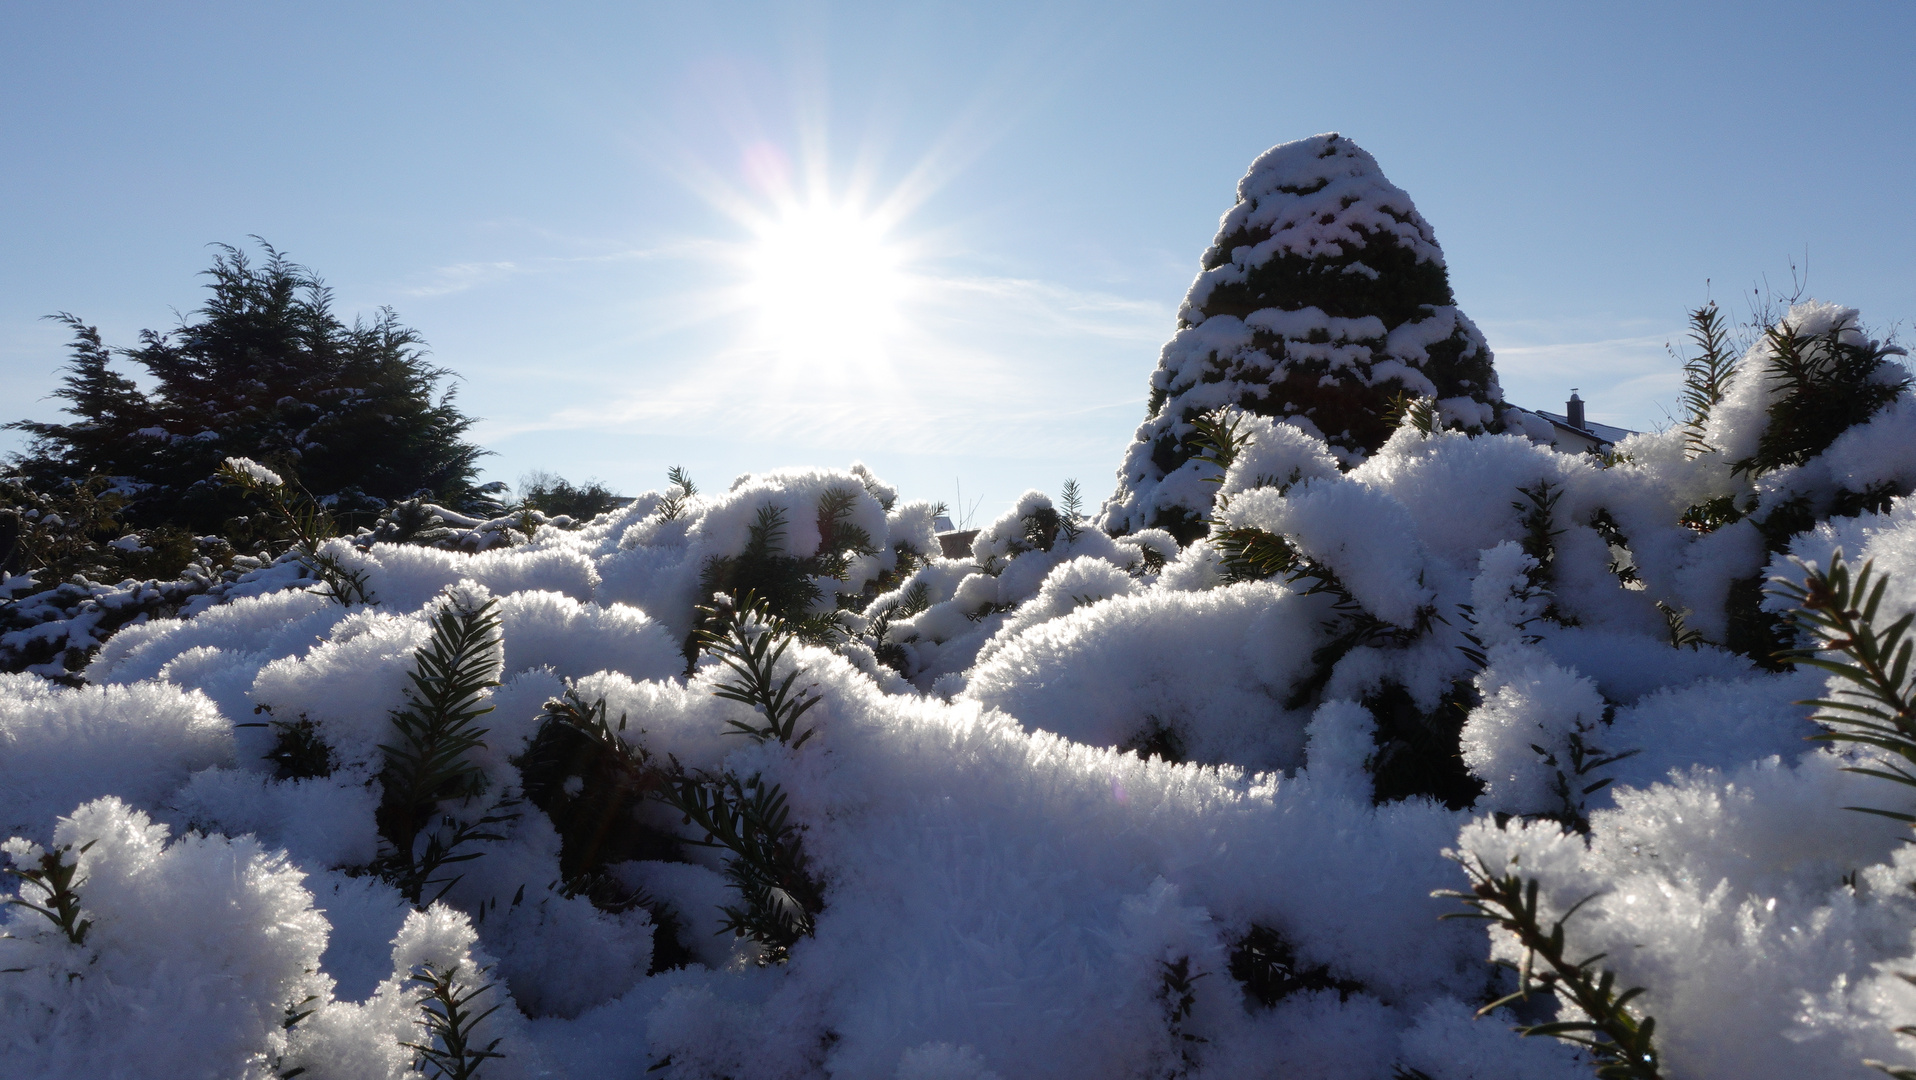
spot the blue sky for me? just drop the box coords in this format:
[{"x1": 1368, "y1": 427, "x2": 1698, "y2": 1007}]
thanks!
[{"x1": 4, "y1": 2, "x2": 1913, "y2": 521}]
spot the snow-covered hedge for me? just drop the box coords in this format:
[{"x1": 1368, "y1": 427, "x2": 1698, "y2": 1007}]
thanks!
[{"x1": 7, "y1": 151, "x2": 1916, "y2": 1078}]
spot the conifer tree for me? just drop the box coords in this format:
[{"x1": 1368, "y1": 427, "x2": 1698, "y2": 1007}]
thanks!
[
  {"x1": 1102, "y1": 134, "x2": 1505, "y2": 541},
  {"x1": 515, "y1": 470, "x2": 623, "y2": 520},
  {"x1": 7, "y1": 241, "x2": 488, "y2": 535}
]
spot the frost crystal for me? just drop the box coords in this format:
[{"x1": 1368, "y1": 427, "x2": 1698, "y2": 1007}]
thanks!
[{"x1": 223, "y1": 455, "x2": 284, "y2": 487}]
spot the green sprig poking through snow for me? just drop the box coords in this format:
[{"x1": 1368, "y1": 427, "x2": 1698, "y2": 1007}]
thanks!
[
  {"x1": 1735, "y1": 314, "x2": 1908, "y2": 478},
  {"x1": 656, "y1": 465, "x2": 697, "y2": 522},
  {"x1": 2, "y1": 839, "x2": 93, "y2": 946},
  {"x1": 1772, "y1": 551, "x2": 1916, "y2": 814},
  {"x1": 1774, "y1": 553, "x2": 1916, "y2": 1080},
  {"x1": 401, "y1": 960, "x2": 507, "y2": 1080},
  {"x1": 698, "y1": 593, "x2": 822, "y2": 748},
  {"x1": 1676, "y1": 300, "x2": 1737, "y2": 458},
  {"x1": 1438, "y1": 856, "x2": 1663, "y2": 1080},
  {"x1": 376, "y1": 586, "x2": 512, "y2": 907},
  {"x1": 1058, "y1": 478, "x2": 1085, "y2": 545},
  {"x1": 216, "y1": 456, "x2": 374, "y2": 605},
  {"x1": 656, "y1": 771, "x2": 822, "y2": 963},
  {"x1": 652, "y1": 600, "x2": 829, "y2": 961},
  {"x1": 1190, "y1": 408, "x2": 1253, "y2": 490},
  {"x1": 1383, "y1": 391, "x2": 1439, "y2": 438}
]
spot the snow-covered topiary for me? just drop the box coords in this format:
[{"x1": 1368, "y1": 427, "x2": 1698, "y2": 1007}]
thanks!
[{"x1": 1103, "y1": 133, "x2": 1506, "y2": 540}]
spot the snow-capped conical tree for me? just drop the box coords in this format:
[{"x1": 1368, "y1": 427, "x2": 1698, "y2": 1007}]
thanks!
[{"x1": 1101, "y1": 133, "x2": 1505, "y2": 541}]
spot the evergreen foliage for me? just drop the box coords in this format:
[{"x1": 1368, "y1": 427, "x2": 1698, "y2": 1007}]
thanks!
[
  {"x1": 9, "y1": 225, "x2": 1916, "y2": 1075},
  {"x1": 375, "y1": 590, "x2": 512, "y2": 906},
  {"x1": 369, "y1": 498, "x2": 463, "y2": 548},
  {"x1": 1156, "y1": 955, "x2": 1207, "y2": 1077},
  {"x1": 698, "y1": 596, "x2": 822, "y2": 747},
  {"x1": 693, "y1": 484, "x2": 878, "y2": 652},
  {"x1": 1772, "y1": 552, "x2": 1916, "y2": 813},
  {"x1": 1104, "y1": 134, "x2": 1506, "y2": 539},
  {"x1": 1676, "y1": 494, "x2": 1741, "y2": 535},
  {"x1": 6, "y1": 241, "x2": 489, "y2": 535},
  {"x1": 1227, "y1": 923, "x2": 1365, "y2": 1007},
  {"x1": 3, "y1": 840, "x2": 94, "y2": 946},
  {"x1": 1871, "y1": 1030, "x2": 1916, "y2": 1080},
  {"x1": 1585, "y1": 509, "x2": 1640, "y2": 590},
  {"x1": 655, "y1": 771, "x2": 822, "y2": 963},
  {"x1": 1439, "y1": 858, "x2": 1664, "y2": 1080},
  {"x1": 862, "y1": 580, "x2": 932, "y2": 675},
  {"x1": 1514, "y1": 482, "x2": 1565, "y2": 600},
  {"x1": 362, "y1": 496, "x2": 566, "y2": 554},
  {"x1": 1057, "y1": 479, "x2": 1085, "y2": 545},
  {"x1": 1701, "y1": 309, "x2": 1911, "y2": 667},
  {"x1": 1016, "y1": 501, "x2": 1061, "y2": 558},
  {"x1": 521, "y1": 600, "x2": 834, "y2": 966},
  {"x1": 656, "y1": 467, "x2": 697, "y2": 521},
  {"x1": 402, "y1": 961, "x2": 507, "y2": 1080},
  {"x1": 1, "y1": 473, "x2": 243, "y2": 678},
  {"x1": 1512, "y1": 479, "x2": 1581, "y2": 627},
  {"x1": 516, "y1": 693, "x2": 679, "y2": 884},
  {"x1": 1384, "y1": 392, "x2": 1440, "y2": 439},
  {"x1": 1769, "y1": 552, "x2": 1916, "y2": 1080},
  {"x1": 1190, "y1": 410, "x2": 1253, "y2": 486},
  {"x1": 260, "y1": 714, "x2": 335, "y2": 781},
  {"x1": 514, "y1": 470, "x2": 623, "y2": 521},
  {"x1": 1676, "y1": 301, "x2": 1737, "y2": 457},
  {"x1": 1364, "y1": 682, "x2": 1486, "y2": 811},
  {"x1": 0, "y1": 474, "x2": 204, "y2": 584},
  {"x1": 1736, "y1": 314, "x2": 1908, "y2": 477},
  {"x1": 217, "y1": 457, "x2": 373, "y2": 605},
  {"x1": 1531, "y1": 727, "x2": 1638, "y2": 836},
  {"x1": 513, "y1": 694, "x2": 692, "y2": 971},
  {"x1": 1211, "y1": 512, "x2": 1481, "y2": 808},
  {"x1": 656, "y1": 604, "x2": 828, "y2": 961},
  {"x1": 1656, "y1": 602, "x2": 1704, "y2": 650}
]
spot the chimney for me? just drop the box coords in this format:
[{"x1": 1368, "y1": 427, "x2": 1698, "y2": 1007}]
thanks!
[{"x1": 1566, "y1": 389, "x2": 1586, "y2": 430}]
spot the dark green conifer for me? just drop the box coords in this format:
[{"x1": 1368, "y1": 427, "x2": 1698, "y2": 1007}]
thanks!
[{"x1": 7, "y1": 241, "x2": 488, "y2": 535}]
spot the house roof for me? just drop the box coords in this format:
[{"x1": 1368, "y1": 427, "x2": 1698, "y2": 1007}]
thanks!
[{"x1": 1526, "y1": 408, "x2": 1638, "y2": 448}]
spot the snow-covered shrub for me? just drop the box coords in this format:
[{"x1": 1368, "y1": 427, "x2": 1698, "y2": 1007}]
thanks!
[
  {"x1": 11, "y1": 140, "x2": 1916, "y2": 1077},
  {"x1": 1460, "y1": 644, "x2": 1630, "y2": 830},
  {"x1": 0, "y1": 797, "x2": 331, "y2": 1079},
  {"x1": 0, "y1": 675, "x2": 232, "y2": 841},
  {"x1": 286, "y1": 902, "x2": 541, "y2": 1079},
  {"x1": 605, "y1": 466, "x2": 934, "y2": 650},
  {"x1": 1, "y1": 557, "x2": 240, "y2": 680},
  {"x1": 9, "y1": 422, "x2": 1916, "y2": 1076},
  {"x1": 366, "y1": 497, "x2": 579, "y2": 553},
  {"x1": 0, "y1": 473, "x2": 264, "y2": 679},
  {"x1": 963, "y1": 581, "x2": 1319, "y2": 770},
  {"x1": 870, "y1": 487, "x2": 1162, "y2": 689},
  {"x1": 1103, "y1": 133, "x2": 1507, "y2": 540}
]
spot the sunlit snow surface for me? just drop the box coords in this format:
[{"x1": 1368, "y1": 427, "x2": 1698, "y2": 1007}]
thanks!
[{"x1": 6, "y1": 294, "x2": 1916, "y2": 1079}]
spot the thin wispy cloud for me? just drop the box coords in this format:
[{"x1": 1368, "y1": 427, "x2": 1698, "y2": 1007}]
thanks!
[
  {"x1": 403, "y1": 261, "x2": 522, "y2": 298},
  {"x1": 1483, "y1": 325, "x2": 1684, "y2": 430},
  {"x1": 924, "y1": 274, "x2": 1170, "y2": 341},
  {"x1": 400, "y1": 244, "x2": 686, "y2": 298}
]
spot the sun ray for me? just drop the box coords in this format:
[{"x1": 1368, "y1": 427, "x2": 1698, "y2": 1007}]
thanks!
[{"x1": 628, "y1": 30, "x2": 1113, "y2": 394}]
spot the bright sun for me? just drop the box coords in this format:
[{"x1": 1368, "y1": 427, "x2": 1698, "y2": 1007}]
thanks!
[{"x1": 745, "y1": 199, "x2": 907, "y2": 372}]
